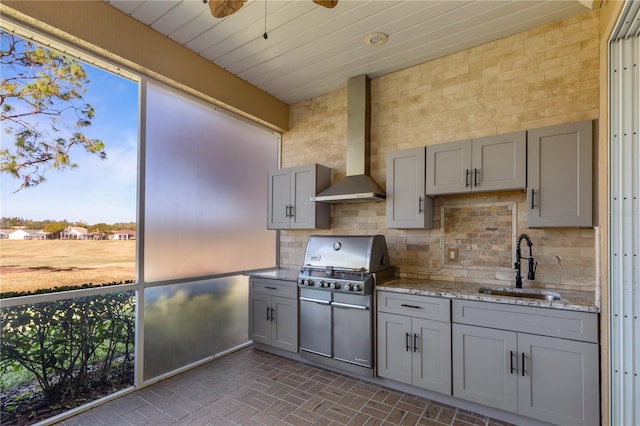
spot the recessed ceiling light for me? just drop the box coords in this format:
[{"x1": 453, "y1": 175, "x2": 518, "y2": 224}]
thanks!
[{"x1": 364, "y1": 32, "x2": 388, "y2": 46}]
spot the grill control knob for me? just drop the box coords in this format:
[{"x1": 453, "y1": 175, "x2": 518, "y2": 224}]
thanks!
[
  {"x1": 353, "y1": 284, "x2": 362, "y2": 292},
  {"x1": 343, "y1": 283, "x2": 352, "y2": 291},
  {"x1": 305, "y1": 279, "x2": 314, "y2": 286},
  {"x1": 318, "y1": 281, "x2": 326, "y2": 288},
  {"x1": 330, "y1": 282, "x2": 340, "y2": 289},
  {"x1": 298, "y1": 278, "x2": 305, "y2": 285}
]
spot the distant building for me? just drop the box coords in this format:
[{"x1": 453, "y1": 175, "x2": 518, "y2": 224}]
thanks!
[
  {"x1": 60, "y1": 227, "x2": 89, "y2": 240},
  {"x1": 0, "y1": 229, "x2": 11, "y2": 239},
  {"x1": 110, "y1": 230, "x2": 136, "y2": 240},
  {"x1": 7, "y1": 229, "x2": 51, "y2": 240}
]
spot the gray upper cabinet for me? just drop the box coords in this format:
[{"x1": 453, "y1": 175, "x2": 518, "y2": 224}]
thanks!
[
  {"x1": 267, "y1": 164, "x2": 331, "y2": 229},
  {"x1": 426, "y1": 139, "x2": 471, "y2": 194},
  {"x1": 386, "y1": 147, "x2": 434, "y2": 229},
  {"x1": 473, "y1": 132, "x2": 527, "y2": 191},
  {"x1": 426, "y1": 131, "x2": 526, "y2": 195},
  {"x1": 527, "y1": 120, "x2": 593, "y2": 227}
]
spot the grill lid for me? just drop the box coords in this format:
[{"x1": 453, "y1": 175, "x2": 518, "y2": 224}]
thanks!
[{"x1": 302, "y1": 235, "x2": 391, "y2": 273}]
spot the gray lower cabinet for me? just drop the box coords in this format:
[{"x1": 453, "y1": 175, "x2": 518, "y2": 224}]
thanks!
[
  {"x1": 377, "y1": 291, "x2": 451, "y2": 394},
  {"x1": 386, "y1": 147, "x2": 434, "y2": 229},
  {"x1": 452, "y1": 324, "x2": 518, "y2": 412},
  {"x1": 452, "y1": 300, "x2": 599, "y2": 426},
  {"x1": 267, "y1": 164, "x2": 331, "y2": 229},
  {"x1": 425, "y1": 131, "x2": 526, "y2": 195},
  {"x1": 527, "y1": 120, "x2": 593, "y2": 227},
  {"x1": 249, "y1": 278, "x2": 298, "y2": 352}
]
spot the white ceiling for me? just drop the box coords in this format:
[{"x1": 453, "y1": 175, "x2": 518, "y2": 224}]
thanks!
[{"x1": 104, "y1": 0, "x2": 590, "y2": 105}]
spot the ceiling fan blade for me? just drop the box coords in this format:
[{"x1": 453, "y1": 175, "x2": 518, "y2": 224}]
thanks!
[
  {"x1": 208, "y1": 0, "x2": 246, "y2": 18},
  {"x1": 313, "y1": 0, "x2": 338, "y2": 8}
]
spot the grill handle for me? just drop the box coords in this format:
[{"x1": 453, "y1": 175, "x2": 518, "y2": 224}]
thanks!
[
  {"x1": 331, "y1": 302, "x2": 368, "y2": 310},
  {"x1": 299, "y1": 297, "x2": 330, "y2": 305}
]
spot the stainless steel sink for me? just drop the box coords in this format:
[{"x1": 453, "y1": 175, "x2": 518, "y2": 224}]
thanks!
[{"x1": 478, "y1": 287, "x2": 562, "y2": 301}]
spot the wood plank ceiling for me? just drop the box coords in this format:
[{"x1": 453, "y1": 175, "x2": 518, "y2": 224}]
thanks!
[{"x1": 104, "y1": 0, "x2": 590, "y2": 105}]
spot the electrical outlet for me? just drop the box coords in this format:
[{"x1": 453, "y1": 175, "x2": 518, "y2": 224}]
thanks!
[{"x1": 448, "y1": 248, "x2": 458, "y2": 263}]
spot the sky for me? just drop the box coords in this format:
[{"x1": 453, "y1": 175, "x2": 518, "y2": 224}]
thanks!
[{"x1": 1, "y1": 38, "x2": 139, "y2": 225}]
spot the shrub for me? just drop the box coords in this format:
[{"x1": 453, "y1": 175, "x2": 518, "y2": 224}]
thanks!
[{"x1": 0, "y1": 291, "x2": 135, "y2": 421}]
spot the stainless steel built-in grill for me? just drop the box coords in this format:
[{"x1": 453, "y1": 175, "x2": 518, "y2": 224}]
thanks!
[{"x1": 297, "y1": 235, "x2": 394, "y2": 376}]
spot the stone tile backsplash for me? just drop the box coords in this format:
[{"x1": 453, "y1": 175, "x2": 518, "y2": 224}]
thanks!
[
  {"x1": 280, "y1": 191, "x2": 596, "y2": 292},
  {"x1": 441, "y1": 202, "x2": 515, "y2": 269}
]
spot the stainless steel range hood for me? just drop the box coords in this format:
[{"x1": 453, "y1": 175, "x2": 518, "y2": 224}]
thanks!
[{"x1": 311, "y1": 75, "x2": 386, "y2": 204}]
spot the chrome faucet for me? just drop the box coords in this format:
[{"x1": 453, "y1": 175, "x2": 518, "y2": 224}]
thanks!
[{"x1": 515, "y1": 233, "x2": 537, "y2": 288}]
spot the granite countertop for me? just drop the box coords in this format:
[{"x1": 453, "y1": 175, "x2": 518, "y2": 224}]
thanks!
[
  {"x1": 245, "y1": 268, "x2": 300, "y2": 282},
  {"x1": 246, "y1": 270, "x2": 599, "y2": 313},
  {"x1": 377, "y1": 279, "x2": 599, "y2": 313}
]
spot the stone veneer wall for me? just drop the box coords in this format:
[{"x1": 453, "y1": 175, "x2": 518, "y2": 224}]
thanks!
[{"x1": 279, "y1": 9, "x2": 600, "y2": 293}]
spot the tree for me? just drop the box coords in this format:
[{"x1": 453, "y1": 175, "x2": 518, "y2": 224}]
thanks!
[
  {"x1": 43, "y1": 221, "x2": 68, "y2": 237},
  {"x1": 89, "y1": 222, "x2": 112, "y2": 238},
  {"x1": 1, "y1": 30, "x2": 106, "y2": 191}
]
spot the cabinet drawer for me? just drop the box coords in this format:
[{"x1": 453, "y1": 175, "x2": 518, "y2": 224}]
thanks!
[
  {"x1": 250, "y1": 278, "x2": 297, "y2": 298},
  {"x1": 378, "y1": 291, "x2": 450, "y2": 322},
  {"x1": 452, "y1": 300, "x2": 598, "y2": 343}
]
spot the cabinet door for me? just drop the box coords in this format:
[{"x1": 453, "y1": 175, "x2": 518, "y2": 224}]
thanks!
[
  {"x1": 517, "y1": 333, "x2": 599, "y2": 426},
  {"x1": 377, "y1": 312, "x2": 412, "y2": 384},
  {"x1": 412, "y1": 318, "x2": 451, "y2": 395},
  {"x1": 453, "y1": 324, "x2": 518, "y2": 413},
  {"x1": 290, "y1": 165, "x2": 331, "y2": 229},
  {"x1": 426, "y1": 140, "x2": 471, "y2": 194},
  {"x1": 271, "y1": 296, "x2": 298, "y2": 353},
  {"x1": 249, "y1": 293, "x2": 271, "y2": 345},
  {"x1": 290, "y1": 165, "x2": 316, "y2": 229},
  {"x1": 386, "y1": 147, "x2": 434, "y2": 229},
  {"x1": 267, "y1": 169, "x2": 291, "y2": 229},
  {"x1": 527, "y1": 120, "x2": 593, "y2": 227},
  {"x1": 472, "y1": 131, "x2": 526, "y2": 192}
]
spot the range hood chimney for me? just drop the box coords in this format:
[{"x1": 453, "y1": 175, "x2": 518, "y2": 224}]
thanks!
[{"x1": 311, "y1": 75, "x2": 386, "y2": 203}]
